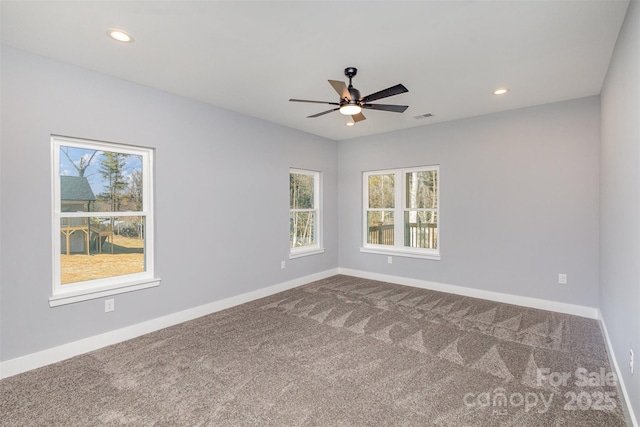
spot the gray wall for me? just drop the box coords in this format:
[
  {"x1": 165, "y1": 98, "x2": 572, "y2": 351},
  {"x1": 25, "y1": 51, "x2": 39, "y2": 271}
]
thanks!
[
  {"x1": 339, "y1": 97, "x2": 601, "y2": 308},
  {"x1": 0, "y1": 47, "x2": 339, "y2": 361},
  {"x1": 600, "y1": 0, "x2": 640, "y2": 419},
  {"x1": 2, "y1": 13, "x2": 638, "y2": 421}
]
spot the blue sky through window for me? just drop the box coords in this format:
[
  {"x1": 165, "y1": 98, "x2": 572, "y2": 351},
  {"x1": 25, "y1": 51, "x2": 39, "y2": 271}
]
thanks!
[{"x1": 59, "y1": 146, "x2": 142, "y2": 198}]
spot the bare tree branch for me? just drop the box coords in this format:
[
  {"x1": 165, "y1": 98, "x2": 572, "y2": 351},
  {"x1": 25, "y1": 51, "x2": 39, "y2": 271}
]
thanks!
[{"x1": 61, "y1": 147, "x2": 98, "y2": 177}]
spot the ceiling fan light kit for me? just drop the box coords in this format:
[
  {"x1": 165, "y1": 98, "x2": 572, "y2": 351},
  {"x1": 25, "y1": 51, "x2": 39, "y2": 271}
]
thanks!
[
  {"x1": 339, "y1": 104, "x2": 362, "y2": 115},
  {"x1": 290, "y1": 67, "x2": 409, "y2": 124}
]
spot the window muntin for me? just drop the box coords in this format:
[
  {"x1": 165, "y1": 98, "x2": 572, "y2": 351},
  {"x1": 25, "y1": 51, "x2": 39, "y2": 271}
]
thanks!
[
  {"x1": 290, "y1": 169, "x2": 323, "y2": 257},
  {"x1": 52, "y1": 136, "x2": 157, "y2": 303},
  {"x1": 363, "y1": 166, "x2": 439, "y2": 259}
]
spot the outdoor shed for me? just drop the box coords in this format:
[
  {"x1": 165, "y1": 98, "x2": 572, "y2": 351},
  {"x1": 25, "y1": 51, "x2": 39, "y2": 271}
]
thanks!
[{"x1": 60, "y1": 176, "x2": 95, "y2": 254}]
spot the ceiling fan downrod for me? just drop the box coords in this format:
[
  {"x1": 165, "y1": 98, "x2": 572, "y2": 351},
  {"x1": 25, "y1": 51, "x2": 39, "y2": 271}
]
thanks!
[{"x1": 344, "y1": 67, "x2": 361, "y2": 101}]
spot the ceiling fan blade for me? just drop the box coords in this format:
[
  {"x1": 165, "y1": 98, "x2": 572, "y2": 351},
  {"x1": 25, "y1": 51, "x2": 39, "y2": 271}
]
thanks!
[
  {"x1": 362, "y1": 103, "x2": 409, "y2": 113},
  {"x1": 328, "y1": 80, "x2": 350, "y2": 100},
  {"x1": 352, "y1": 112, "x2": 366, "y2": 122},
  {"x1": 289, "y1": 98, "x2": 340, "y2": 105},
  {"x1": 361, "y1": 84, "x2": 408, "y2": 103},
  {"x1": 307, "y1": 108, "x2": 340, "y2": 118}
]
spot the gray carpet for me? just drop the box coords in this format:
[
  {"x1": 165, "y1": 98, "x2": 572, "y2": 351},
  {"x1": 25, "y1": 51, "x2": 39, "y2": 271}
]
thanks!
[{"x1": 0, "y1": 275, "x2": 628, "y2": 426}]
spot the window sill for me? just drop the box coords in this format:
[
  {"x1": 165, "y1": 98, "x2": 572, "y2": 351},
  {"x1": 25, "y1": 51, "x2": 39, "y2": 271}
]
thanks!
[
  {"x1": 360, "y1": 246, "x2": 440, "y2": 260},
  {"x1": 289, "y1": 247, "x2": 325, "y2": 259},
  {"x1": 49, "y1": 277, "x2": 161, "y2": 307}
]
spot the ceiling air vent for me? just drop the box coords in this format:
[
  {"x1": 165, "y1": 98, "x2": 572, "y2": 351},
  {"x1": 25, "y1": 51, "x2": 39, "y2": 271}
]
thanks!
[{"x1": 413, "y1": 113, "x2": 433, "y2": 119}]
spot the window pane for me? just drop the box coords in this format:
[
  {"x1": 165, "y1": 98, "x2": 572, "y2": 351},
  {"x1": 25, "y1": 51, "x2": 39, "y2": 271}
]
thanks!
[
  {"x1": 367, "y1": 211, "x2": 394, "y2": 245},
  {"x1": 59, "y1": 146, "x2": 143, "y2": 213},
  {"x1": 290, "y1": 211, "x2": 316, "y2": 247},
  {"x1": 404, "y1": 211, "x2": 437, "y2": 249},
  {"x1": 60, "y1": 216, "x2": 146, "y2": 284},
  {"x1": 406, "y1": 170, "x2": 437, "y2": 209},
  {"x1": 290, "y1": 173, "x2": 315, "y2": 209},
  {"x1": 368, "y1": 174, "x2": 395, "y2": 209}
]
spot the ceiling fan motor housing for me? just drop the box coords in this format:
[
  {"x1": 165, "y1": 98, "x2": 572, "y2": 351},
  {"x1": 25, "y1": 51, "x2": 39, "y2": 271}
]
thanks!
[{"x1": 347, "y1": 88, "x2": 361, "y2": 103}]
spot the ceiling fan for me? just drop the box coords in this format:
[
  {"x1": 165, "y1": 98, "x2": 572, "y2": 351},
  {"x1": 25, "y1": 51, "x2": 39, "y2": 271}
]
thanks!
[{"x1": 289, "y1": 67, "x2": 409, "y2": 123}]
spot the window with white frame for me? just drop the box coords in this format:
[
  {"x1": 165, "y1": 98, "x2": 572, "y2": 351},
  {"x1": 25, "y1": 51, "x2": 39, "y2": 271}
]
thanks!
[
  {"x1": 362, "y1": 166, "x2": 439, "y2": 259},
  {"x1": 289, "y1": 168, "x2": 324, "y2": 258},
  {"x1": 51, "y1": 136, "x2": 159, "y2": 306}
]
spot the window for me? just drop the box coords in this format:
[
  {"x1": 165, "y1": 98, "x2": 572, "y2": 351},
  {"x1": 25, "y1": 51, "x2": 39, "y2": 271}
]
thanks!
[
  {"x1": 290, "y1": 168, "x2": 324, "y2": 258},
  {"x1": 362, "y1": 166, "x2": 439, "y2": 259},
  {"x1": 50, "y1": 136, "x2": 159, "y2": 306}
]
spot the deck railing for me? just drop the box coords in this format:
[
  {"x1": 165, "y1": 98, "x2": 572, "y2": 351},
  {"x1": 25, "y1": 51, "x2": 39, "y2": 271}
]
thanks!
[
  {"x1": 60, "y1": 217, "x2": 89, "y2": 228},
  {"x1": 368, "y1": 223, "x2": 437, "y2": 249},
  {"x1": 368, "y1": 224, "x2": 395, "y2": 245},
  {"x1": 60, "y1": 218, "x2": 114, "y2": 254}
]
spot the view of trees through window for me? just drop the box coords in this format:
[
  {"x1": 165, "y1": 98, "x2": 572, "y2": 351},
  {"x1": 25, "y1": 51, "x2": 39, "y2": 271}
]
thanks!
[
  {"x1": 367, "y1": 174, "x2": 395, "y2": 245},
  {"x1": 58, "y1": 145, "x2": 146, "y2": 285},
  {"x1": 405, "y1": 170, "x2": 438, "y2": 249},
  {"x1": 290, "y1": 171, "x2": 317, "y2": 248},
  {"x1": 366, "y1": 167, "x2": 438, "y2": 251}
]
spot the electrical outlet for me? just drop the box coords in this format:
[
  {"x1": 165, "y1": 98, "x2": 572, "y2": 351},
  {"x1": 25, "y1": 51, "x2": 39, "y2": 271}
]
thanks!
[
  {"x1": 388, "y1": 256, "x2": 393, "y2": 264},
  {"x1": 281, "y1": 260, "x2": 285, "y2": 269},
  {"x1": 630, "y1": 349, "x2": 634, "y2": 374},
  {"x1": 558, "y1": 274, "x2": 568, "y2": 285},
  {"x1": 105, "y1": 299, "x2": 115, "y2": 312}
]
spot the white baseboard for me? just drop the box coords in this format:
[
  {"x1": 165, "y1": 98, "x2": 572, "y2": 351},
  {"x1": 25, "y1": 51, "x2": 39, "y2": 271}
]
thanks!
[
  {"x1": 337, "y1": 268, "x2": 599, "y2": 319},
  {"x1": 597, "y1": 310, "x2": 638, "y2": 427},
  {"x1": 0, "y1": 268, "x2": 339, "y2": 379},
  {"x1": 4, "y1": 268, "x2": 633, "y2": 423},
  {"x1": 0, "y1": 268, "x2": 606, "y2": 381}
]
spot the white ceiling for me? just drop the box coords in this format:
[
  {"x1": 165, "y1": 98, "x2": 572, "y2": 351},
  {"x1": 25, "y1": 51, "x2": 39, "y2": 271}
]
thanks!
[{"x1": 0, "y1": 1, "x2": 630, "y2": 141}]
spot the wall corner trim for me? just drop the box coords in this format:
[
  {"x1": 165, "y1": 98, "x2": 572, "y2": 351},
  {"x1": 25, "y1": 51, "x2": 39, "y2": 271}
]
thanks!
[{"x1": 597, "y1": 309, "x2": 639, "y2": 427}]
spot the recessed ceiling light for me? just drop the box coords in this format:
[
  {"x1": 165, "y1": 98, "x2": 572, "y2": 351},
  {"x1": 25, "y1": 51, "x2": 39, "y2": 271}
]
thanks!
[
  {"x1": 493, "y1": 88, "x2": 509, "y2": 95},
  {"x1": 107, "y1": 29, "x2": 134, "y2": 43},
  {"x1": 346, "y1": 122, "x2": 355, "y2": 127}
]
